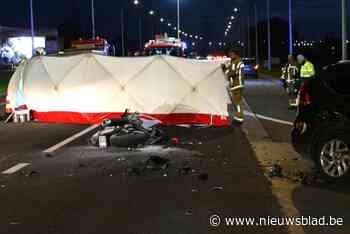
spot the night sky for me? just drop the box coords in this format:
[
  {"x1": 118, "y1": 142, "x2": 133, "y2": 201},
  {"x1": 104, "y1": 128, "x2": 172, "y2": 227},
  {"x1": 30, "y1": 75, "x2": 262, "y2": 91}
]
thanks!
[{"x1": 0, "y1": 0, "x2": 345, "y2": 43}]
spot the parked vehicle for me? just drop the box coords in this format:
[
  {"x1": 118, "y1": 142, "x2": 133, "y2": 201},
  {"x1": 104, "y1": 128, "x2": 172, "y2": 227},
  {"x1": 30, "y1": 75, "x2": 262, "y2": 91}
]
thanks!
[
  {"x1": 242, "y1": 58, "x2": 259, "y2": 78},
  {"x1": 292, "y1": 61, "x2": 350, "y2": 181},
  {"x1": 90, "y1": 110, "x2": 166, "y2": 148}
]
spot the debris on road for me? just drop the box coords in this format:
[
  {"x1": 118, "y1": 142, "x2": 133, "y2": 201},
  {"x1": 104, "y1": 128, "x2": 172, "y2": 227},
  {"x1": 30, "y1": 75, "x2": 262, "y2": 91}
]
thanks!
[
  {"x1": 185, "y1": 210, "x2": 193, "y2": 216},
  {"x1": 9, "y1": 222, "x2": 21, "y2": 225},
  {"x1": 267, "y1": 164, "x2": 283, "y2": 178},
  {"x1": 198, "y1": 173, "x2": 209, "y2": 181},
  {"x1": 145, "y1": 156, "x2": 169, "y2": 171},
  {"x1": 171, "y1": 137, "x2": 180, "y2": 145},
  {"x1": 178, "y1": 166, "x2": 194, "y2": 176},
  {"x1": 211, "y1": 186, "x2": 224, "y2": 192},
  {"x1": 191, "y1": 188, "x2": 199, "y2": 193},
  {"x1": 117, "y1": 157, "x2": 126, "y2": 162},
  {"x1": 26, "y1": 170, "x2": 39, "y2": 177},
  {"x1": 291, "y1": 170, "x2": 325, "y2": 185},
  {"x1": 126, "y1": 167, "x2": 141, "y2": 176}
]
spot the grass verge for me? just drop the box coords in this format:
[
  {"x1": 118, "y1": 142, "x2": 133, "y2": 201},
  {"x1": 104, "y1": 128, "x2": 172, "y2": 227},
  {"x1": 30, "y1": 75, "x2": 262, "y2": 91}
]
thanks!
[{"x1": 0, "y1": 70, "x2": 13, "y2": 94}]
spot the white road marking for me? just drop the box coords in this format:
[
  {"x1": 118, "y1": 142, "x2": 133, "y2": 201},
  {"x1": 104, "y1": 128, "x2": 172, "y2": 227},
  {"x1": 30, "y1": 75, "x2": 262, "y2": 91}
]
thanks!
[
  {"x1": 43, "y1": 124, "x2": 100, "y2": 156},
  {"x1": 2, "y1": 163, "x2": 30, "y2": 174},
  {"x1": 245, "y1": 111, "x2": 293, "y2": 126}
]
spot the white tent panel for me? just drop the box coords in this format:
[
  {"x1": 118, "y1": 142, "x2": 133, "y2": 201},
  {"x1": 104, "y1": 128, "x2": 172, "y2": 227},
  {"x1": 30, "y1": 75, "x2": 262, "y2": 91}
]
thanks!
[
  {"x1": 41, "y1": 55, "x2": 84, "y2": 86},
  {"x1": 125, "y1": 56, "x2": 192, "y2": 114},
  {"x1": 94, "y1": 55, "x2": 154, "y2": 86},
  {"x1": 6, "y1": 54, "x2": 231, "y2": 126},
  {"x1": 164, "y1": 56, "x2": 222, "y2": 86}
]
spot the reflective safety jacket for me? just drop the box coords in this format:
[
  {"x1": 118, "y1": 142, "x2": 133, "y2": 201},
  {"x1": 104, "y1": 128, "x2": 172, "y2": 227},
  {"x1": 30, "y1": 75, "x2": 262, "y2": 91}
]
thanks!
[
  {"x1": 286, "y1": 64, "x2": 298, "y2": 82},
  {"x1": 223, "y1": 58, "x2": 245, "y2": 90},
  {"x1": 300, "y1": 60, "x2": 315, "y2": 78}
]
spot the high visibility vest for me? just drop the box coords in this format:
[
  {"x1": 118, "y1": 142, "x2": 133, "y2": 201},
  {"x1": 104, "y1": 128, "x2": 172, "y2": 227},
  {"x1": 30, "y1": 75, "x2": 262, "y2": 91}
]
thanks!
[
  {"x1": 224, "y1": 58, "x2": 244, "y2": 90},
  {"x1": 300, "y1": 61, "x2": 315, "y2": 78},
  {"x1": 287, "y1": 64, "x2": 298, "y2": 82}
]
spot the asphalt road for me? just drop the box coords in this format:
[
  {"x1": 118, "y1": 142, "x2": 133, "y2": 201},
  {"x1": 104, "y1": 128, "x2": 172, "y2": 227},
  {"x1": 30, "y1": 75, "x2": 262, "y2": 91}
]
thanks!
[
  {"x1": 0, "y1": 124, "x2": 290, "y2": 234},
  {"x1": 0, "y1": 76, "x2": 350, "y2": 234},
  {"x1": 244, "y1": 76, "x2": 295, "y2": 142}
]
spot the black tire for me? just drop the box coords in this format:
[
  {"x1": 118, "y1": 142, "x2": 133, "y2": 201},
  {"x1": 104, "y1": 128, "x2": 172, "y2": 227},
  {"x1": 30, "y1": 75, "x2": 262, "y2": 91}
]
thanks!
[{"x1": 312, "y1": 127, "x2": 350, "y2": 182}]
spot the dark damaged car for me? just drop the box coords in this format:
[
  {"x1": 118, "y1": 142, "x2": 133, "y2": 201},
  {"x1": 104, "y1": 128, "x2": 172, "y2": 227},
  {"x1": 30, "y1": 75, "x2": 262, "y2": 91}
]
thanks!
[{"x1": 292, "y1": 61, "x2": 350, "y2": 181}]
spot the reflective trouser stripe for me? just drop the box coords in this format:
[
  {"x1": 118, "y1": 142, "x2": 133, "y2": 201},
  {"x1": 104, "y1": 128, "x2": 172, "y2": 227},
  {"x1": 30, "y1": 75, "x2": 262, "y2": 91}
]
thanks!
[{"x1": 230, "y1": 85, "x2": 244, "y2": 91}]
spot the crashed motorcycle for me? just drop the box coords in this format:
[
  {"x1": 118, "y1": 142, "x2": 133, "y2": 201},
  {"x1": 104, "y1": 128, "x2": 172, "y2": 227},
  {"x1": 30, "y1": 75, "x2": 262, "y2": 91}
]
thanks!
[{"x1": 89, "y1": 110, "x2": 166, "y2": 148}]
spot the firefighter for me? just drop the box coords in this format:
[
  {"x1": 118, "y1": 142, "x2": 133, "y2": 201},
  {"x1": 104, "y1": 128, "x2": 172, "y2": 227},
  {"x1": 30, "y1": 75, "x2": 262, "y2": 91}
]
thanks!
[
  {"x1": 285, "y1": 55, "x2": 298, "y2": 108},
  {"x1": 281, "y1": 63, "x2": 288, "y2": 89},
  {"x1": 222, "y1": 49, "x2": 245, "y2": 123}
]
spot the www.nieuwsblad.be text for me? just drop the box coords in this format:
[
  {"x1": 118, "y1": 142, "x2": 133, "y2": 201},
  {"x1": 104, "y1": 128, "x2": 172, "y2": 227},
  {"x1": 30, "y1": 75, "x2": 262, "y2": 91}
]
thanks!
[{"x1": 209, "y1": 215, "x2": 344, "y2": 227}]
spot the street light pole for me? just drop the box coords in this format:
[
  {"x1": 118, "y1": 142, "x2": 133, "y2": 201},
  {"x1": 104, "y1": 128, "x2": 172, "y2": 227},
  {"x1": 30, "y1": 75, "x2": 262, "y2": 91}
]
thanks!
[
  {"x1": 30, "y1": 0, "x2": 35, "y2": 57},
  {"x1": 267, "y1": 0, "x2": 272, "y2": 70},
  {"x1": 139, "y1": 17, "x2": 143, "y2": 50},
  {"x1": 254, "y1": 4, "x2": 259, "y2": 64},
  {"x1": 121, "y1": 8, "x2": 126, "y2": 56},
  {"x1": 342, "y1": 0, "x2": 348, "y2": 60},
  {"x1": 247, "y1": 14, "x2": 251, "y2": 58},
  {"x1": 177, "y1": 0, "x2": 181, "y2": 39},
  {"x1": 288, "y1": 0, "x2": 293, "y2": 55},
  {"x1": 91, "y1": 0, "x2": 96, "y2": 39}
]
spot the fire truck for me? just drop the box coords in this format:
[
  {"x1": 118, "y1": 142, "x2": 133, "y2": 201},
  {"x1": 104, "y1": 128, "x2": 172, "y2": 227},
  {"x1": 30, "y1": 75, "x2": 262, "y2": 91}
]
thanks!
[
  {"x1": 144, "y1": 34, "x2": 187, "y2": 57},
  {"x1": 69, "y1": 37, "x2": 113, "y2": 55}
]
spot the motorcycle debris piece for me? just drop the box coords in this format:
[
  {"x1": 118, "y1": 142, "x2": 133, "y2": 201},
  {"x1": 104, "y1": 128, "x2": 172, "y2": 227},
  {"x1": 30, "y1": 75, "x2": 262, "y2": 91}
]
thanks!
[
  {"x1": 171, "y1": 137, "x2": 180, "y2": 145},
  {"x1": 178, "y1": 166, "x2": 193, "y2": 175},
  {"x1": 126, "y1": 167, "x2": 142, "y2": 176},
  {"x1": 185, "y1": 210, "x2": 193, "y2": 216},
  {"x1": 145, "y1": 156, "x2": 170, "y2": 171},
  {"x1": 267, "y1": 164, "x2": 283, "y2": 178},
  {"x1": 211, "y1": 186, "x2": 224, "y2": 192},
  {"x1": 198, "y1": 173, "x2": 209, "y2": 181},
  {"x1": 26, "y1": 171, "x2": 39, "y2": 177},
  {"x1": 191, "y1": 188, "x2": 199, "y2": 193}
]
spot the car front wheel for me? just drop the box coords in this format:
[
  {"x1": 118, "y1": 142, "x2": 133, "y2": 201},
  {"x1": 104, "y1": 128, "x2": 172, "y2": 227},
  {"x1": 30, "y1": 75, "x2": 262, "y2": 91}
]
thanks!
[{"x1": 313, "y1": 132, "x2": 350, "y2": 181}]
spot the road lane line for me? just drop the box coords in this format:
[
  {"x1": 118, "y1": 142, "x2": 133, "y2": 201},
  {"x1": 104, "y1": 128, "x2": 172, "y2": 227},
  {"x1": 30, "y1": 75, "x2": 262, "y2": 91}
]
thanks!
[
  {"x1": 43, "y1": 124, "x2": 100, "y2": 156},
  {"x1": 245, "y1": 111, "x2": 293, "y2": 126},
  {"x1": 2, "y1": 163, "x2": 30, "y2": 174}
]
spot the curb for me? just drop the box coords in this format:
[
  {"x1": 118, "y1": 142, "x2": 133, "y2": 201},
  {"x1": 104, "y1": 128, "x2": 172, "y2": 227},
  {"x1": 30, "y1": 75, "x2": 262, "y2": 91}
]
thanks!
[
  {"x1": 242, "y1": 98, "x2": 311, "y2": 234},
  {"x1": 242, "y1": 98, "x2": 314, "y2": 178}
]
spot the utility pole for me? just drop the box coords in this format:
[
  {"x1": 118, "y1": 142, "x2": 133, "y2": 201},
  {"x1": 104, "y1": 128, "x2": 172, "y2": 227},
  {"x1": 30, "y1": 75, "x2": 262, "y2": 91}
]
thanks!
[
  {"x1": 241, "y1": 16, "x2": 246, "y2": 57},
  {"x1": 254, "y1": 4, "x2": 259, "y2": 64},
  {"x1": 267, "y1": 0, "x2": 272, "y2": 70},
  {"x1": 247, "y1": 15, "x2": 251, "y2": 58},
  {"x1": 121, "y1": 8, "x2": 125, "y2": 56},
  {"x1": 138, "y1": 17, "x2": 143, "y2": 50},
  {"x1": 30, "y1": 0, "x2": 35, "y2": 57},
  {"x1": 288, "y1": 0, "x2": 293, "y2": 55},
  {"x1": 177, "y1": 0, "x2": 181, "y2": 39},
  {"x1": 342, "y1": 0, "x2": 348, "y2": 60},
  {"x1": 91, "y1": 0, "x2": 96, "y2": 39}
]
